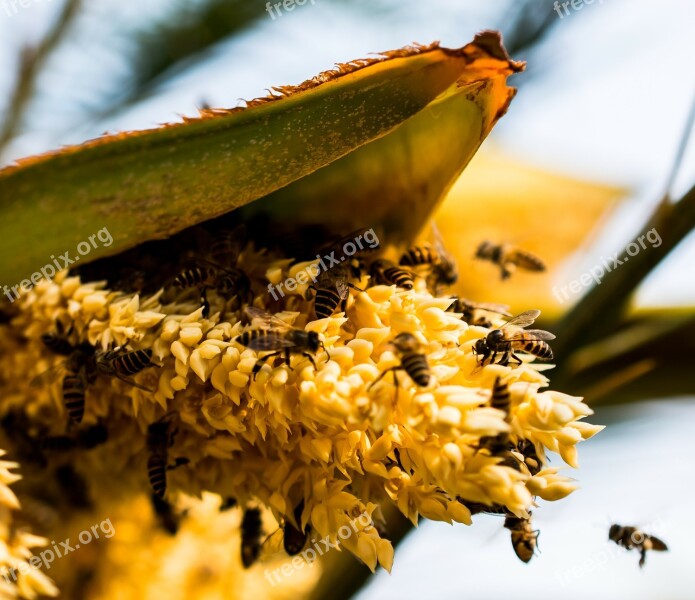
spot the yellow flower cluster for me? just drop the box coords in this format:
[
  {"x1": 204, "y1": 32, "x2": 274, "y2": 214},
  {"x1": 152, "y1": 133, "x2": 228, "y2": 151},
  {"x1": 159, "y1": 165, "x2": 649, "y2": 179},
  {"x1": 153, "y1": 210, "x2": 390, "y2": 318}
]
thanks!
[
  {"x1": 0, "y1": 251, "x2": 602, "y2": 579},
  {"x1": 0, "y1": 451, "x2": 58, "y2": 599}
]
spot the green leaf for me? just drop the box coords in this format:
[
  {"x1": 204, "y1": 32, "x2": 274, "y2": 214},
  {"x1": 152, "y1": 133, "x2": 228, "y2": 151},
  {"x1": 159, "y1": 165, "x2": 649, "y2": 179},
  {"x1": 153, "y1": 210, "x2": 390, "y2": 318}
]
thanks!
[{"x1": 0, "y1": 32, "x2": 522, "y2": 286}]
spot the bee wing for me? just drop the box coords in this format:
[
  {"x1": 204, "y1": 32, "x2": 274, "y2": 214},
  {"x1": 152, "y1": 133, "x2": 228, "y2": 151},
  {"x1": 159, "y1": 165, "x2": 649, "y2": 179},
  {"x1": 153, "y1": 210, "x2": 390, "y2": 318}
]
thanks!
[
  {"x1": 259, "y1": 528, "x2": 285, "y2": 561},
  {"x1": 194, "y1": 256, "x2": 245, "y2": 278},
  {"x1": 243, "y1": 307, "x2": 294, "y2": 332},
  {"x1": 430, "y1": 221, "x2": 452, "y2": 261},
  {"x1": 474, "y1": 302, "x2": 512, "y2": 316},
  {"x1": 648, "y1": 536, "x2": 668, "y2": 551},
  {"x1": 507, "y1": 329, "x2": 556, "y2": 342},
  {"x1": 245, "y1": 332, "x2": 296, "y2": 351},
  {"x1": 30, "y1": 361, "x2": 68, "y2": 388},
  {"x1": 501, "y1": 310, "x2": 541, "y2": 330}
]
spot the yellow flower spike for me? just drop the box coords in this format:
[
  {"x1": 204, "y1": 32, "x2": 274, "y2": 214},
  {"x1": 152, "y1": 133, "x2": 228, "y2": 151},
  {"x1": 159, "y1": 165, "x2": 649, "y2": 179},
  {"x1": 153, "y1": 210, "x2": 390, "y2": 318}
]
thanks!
[{"x1": 526, "y1": 469, "x2": 578, "y2": 501}]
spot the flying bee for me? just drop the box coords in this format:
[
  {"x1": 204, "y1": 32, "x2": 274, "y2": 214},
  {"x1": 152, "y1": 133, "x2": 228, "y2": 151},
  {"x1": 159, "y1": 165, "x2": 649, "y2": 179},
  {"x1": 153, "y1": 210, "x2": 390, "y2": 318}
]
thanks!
[
  {"x1": 478, "y1": 377, "x2": 512, "y2": 456},
  {"x1": 399, "y1": 222, "x2": 458, "y2": 293},
  {"x1": 474, "y1": 309, "x2": 555, "y2": 367},
  {"x1": 283, "y1": 500, "x2": 310, "y2": 556},
  {"x1": 504, "y1": 512, "x2": 539, "y2": 563},
  {"x1": 240, "y1": 507, "x2": 264, "y2": 568},
  {"x1": 172, "y1": 260, "x2": 250, "y2": 317},
  {"x1": 209, "y1": 224, "x2": 247, "y2": 267},
  {"x1": 235, "y1": 307, "x2": 326, "y2": 379},
  {"x1": 305, "y1": 264, "x2": 362, "y2": 320},
  {"x1": 447, "y1": 297, "x2": 511, "y2": 328},
  {"x1": 369, "y1": 259, "x2": 414, "y2": 290},
  {"x1": 368, "y1": 332, "x2": 430, "y2": 400},
  {"x1": 608, "y1": 524, "x2": 668, "y2": 568},
  {"x1": 476, "y1": 241, "x2": 546, "y2": 280},
  {"x1": 147, "y1": 416, "x2": 189, "y2": 499}
]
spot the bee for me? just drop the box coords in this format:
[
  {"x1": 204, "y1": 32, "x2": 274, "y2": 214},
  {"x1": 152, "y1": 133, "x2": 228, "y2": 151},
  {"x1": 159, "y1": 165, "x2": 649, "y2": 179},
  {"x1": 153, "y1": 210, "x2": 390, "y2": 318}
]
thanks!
[
  {"x1": 36, "y1": 337, "x2": 154, "y2": 424},
  {"x1": 240, "y1": 507, "x2": 264, "y2": 568},
  {"x1": 608, "y1": 524, "x2": 668, "y2": 568},
  {"x1": 147, "y1": 416, "x2": 189, "y2": 499},
  {"x1": 476, "y1": 241, "x2": 545, "y2": 280},
  {"x1": 172, "y1": 261, "x2": 250, "y2": 317},
  {"x1": 516, "y1": 439, "x2": 542, "y2": 476},
  {"x1": 473, "y1": 309, "x2": 555, "y2": 367},
  {"x1": 447, "y1": 297, "x2": 511, "y2": 328},
  {"x1": 478, "y1": 377, "x2": 512, "y2": 456},
  {"x1": 504, "y1": 512, "x2": 539, "y2": 563},
  {"x1": 400, "y1": 222, "x2": 458, "y2": 293},
  {"x1": 368, "y1": 333, "x2": 430, "y2": 399},
  {"x1": 305, "y1": 264, "x2": 360, "y2": 319},
  {"x1": 283, "y1": 500, "x2": 310, "y2": 556},
  {"x1": 235, "y1": 307, "x2": 326, "y2": 379},
  {"x1": 40, "y1": 422, "x2": 108, "y2": 453},
  {"x1": 209, "y1": 224, "x2": 247, "y2": 267},
  {"x1": 40, "y1": 321, "x2": 75, "y2": 356},
  {"x1": 369, "y1": 259, "x2": 414, "y2": 290}
]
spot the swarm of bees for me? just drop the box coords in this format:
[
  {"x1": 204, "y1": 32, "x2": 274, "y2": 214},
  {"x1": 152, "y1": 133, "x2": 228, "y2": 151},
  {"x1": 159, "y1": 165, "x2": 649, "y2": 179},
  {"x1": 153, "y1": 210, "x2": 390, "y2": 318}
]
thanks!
[
  {"x1": 24, "y1": 216, "x2": 563, "y2": 564},
  {"x1": 608, "y1": 524, "x2": 668, "y2": 568}
]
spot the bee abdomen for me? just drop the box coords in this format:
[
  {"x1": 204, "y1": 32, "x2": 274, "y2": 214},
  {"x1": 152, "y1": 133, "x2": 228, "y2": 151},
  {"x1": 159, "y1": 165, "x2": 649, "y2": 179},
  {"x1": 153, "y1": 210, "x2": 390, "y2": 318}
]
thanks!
[
  {"x1": 314, "y1": 289, "x2": 341, "y2": 319},
  {"x1": 236, "y1": 329, "x2": 266, "y2": 347},
  {"x1": 490, "y1": 377, "x2": 511, "y2": 417},
  {"x1": 527, "y1": 341, "x2": 553, "y2": 360},
  {"x1": 401, "y1": 354, "x2": 430, "y2": 386},
  {"x1": 62, "y1": 375, "x2": 86, "y2": 423},
  {"x1": 173, "y1": 266, "x2": 212, "y2": 288},
  {"x1": 114, "y1": 349, "x2": 153, "y2": 375},
  {"x1": 148, "y1": 454, "x2": 167, "y2": 498},
  {"x1": 400, "y1": 245, "x2": 435, "y2": 266},
  {"x1": 383, "y1": 267, "x2": 414, "y2": 289},
  {"x1": 512, "y1": 251, "x2": 546, "y2": 272}
]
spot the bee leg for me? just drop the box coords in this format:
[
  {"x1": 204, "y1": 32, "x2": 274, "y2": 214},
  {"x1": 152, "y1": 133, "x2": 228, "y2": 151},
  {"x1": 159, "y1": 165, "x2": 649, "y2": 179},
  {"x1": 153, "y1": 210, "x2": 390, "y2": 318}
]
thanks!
[
  {"x1": 639, "y1": 548, "x2": 647, "y2": 568},
  {"x1": 367, "y1": 366, "x2": 398, "y2": 391},
  {"x1": 347, "y1": 283, "x2": 364, "y2": 293},
  {"x1": 510, "y1": 353, "x2": 523, "y2": 366},
  {"x1": 200, "y1": 287, "x2": 210, "y2": 318},
  {"x1": 166, "y1": 457, "x2": 189, "y2": 471},
  {"x1": 301, "y1": 353, "x2": 318, "y2": 371},
  {"x1": 252, "y1": 351, "x2": 283, "y2": 380}
]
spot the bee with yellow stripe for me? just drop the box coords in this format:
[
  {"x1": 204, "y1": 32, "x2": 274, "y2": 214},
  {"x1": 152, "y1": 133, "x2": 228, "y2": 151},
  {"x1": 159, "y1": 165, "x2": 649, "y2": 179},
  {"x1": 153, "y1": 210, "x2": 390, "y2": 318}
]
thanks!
[
  {"x1": 476, "y1": 241, "x2": 545, "y2": 280},
  {"x1": 369, "y1": 332, "x2": 430, "y2": 400}
]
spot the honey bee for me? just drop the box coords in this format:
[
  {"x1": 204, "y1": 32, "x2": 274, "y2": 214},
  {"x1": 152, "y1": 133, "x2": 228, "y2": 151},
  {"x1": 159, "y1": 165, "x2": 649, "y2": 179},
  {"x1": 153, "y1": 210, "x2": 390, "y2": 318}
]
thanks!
[
  {"x1": 235, "y1": 307, "x2": 326, "y2": 379},
  {"x1": 283, "y1": 500, "x2": 310, "y2": 556},
  {"x1": 209, "y1": 224, "x2": 247, "y2": 267},
  {"x1": 608, "y1": 524, "x2": 668, "y2": 568},
  {"x1": 305, "y1": 264, "x2": 362, "y2": 320},
  {"x1": 36, "y1": 333, "x2": 155, "y2": 424},
  {"x1": 240, "y1": 507, "x2": 264, "y2": 568},
  {"x1": 172, "y1": 260, "x2": 250, "y2": 317},
  {"x1": 473, "y1": 309, "x2": 555, "y2": 367},
  {"x1": 516, "y1": 439, "x2": 542, "y2": 476},
  {"x1": 447, "y1": 297, "x2": 511, "y2": 328},
  {"x1": 504, "y1": 512, "x2": 539, "y2": 563},
  {"x1": 369, "y1": 333, "x2": 430, "y2": 399},
  {"x1": 147, "y1": 416, "x2": 189, "y2": 499},
  {"x1": 400, "y1": 222, "x2": 458, "y2": 293},
  {"x1": 478, "y1": 377, "x2": 511, "y2": 456},
  {"x1": 40, "y1": 321, "x2": 76, "y2": 356},
  {"x1": 369, "y1": 259, "x2": 414, "y2": 290},
  {"x1": 476, "y1": 241, "x2": 545, "y2": 280}
]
